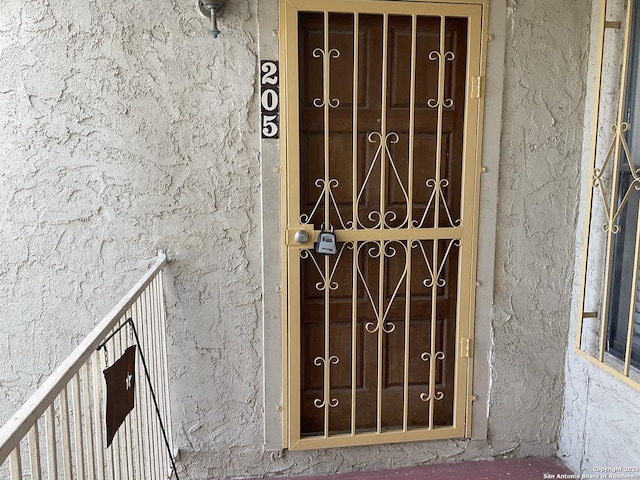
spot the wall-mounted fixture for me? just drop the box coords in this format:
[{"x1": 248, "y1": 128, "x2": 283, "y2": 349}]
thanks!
[{"x1": 197, "y1": 0, "x2": 226, "y2": 38}]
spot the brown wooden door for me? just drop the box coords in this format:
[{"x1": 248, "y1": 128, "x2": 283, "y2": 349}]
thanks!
[{"x1": 283, "y1": 0, "x2": 485, "y2": 450}]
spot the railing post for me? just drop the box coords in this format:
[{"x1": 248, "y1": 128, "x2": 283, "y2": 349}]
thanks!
[
  {"x1": 9, "y1": 448, "x2": 22, "y2": 479},
  {"x1": 45, "y1": 405, "x2": 58, "y2": 480},
  {"x1": 28, "y1": 423, "x2": 42, "y2": 480}
]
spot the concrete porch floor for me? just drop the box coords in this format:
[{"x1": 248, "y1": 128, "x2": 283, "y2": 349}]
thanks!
[{"x1": 273, "y1": 457, "x2": 573, "y2": 480}]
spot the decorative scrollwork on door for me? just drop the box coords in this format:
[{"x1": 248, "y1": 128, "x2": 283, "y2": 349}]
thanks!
[
  {"x1": 427, "y1": 50, "x2": 455, "y2": 108},
  {"x1": 412, "y1": 238, "x2": 461, "y2": 288},
  {"x1": 300, "y1": 243, "x2": 350, "y2": 291},
  {"x1": 412, "y1": 179, "x2": 462, "y2": 229},
  {"x1": 300, "y1": 179, "x2": 350, "y2": 229},
  {"x1": 356, "y1": 241, "x2": 409, "y2": 334},
  {"x1": 420, "y1": 351, "x2": 445, "y2": 402},
  {"x1": 313, "y1": 48, "x2": 341, "y2": 109},
  {"x1": 355, "y1": 132, "x2": 410, "y2": 229},
  {"x1": 313, "y1": 356, "x2": 340, "y2": 409}
]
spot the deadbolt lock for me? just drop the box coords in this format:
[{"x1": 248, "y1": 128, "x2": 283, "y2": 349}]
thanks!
[{"x1": 294, "y1": 230, "x2": 310, "y2": 244}]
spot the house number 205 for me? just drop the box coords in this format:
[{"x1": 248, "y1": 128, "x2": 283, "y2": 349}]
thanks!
[{"x1": 260, "y1": 60, "x2": 279, "y2": 139}]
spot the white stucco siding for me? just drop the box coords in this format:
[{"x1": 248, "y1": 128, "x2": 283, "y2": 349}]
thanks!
[
  {"x1": 491, "y1": 0, "x2": 591, "y2": 455},
  {"x1": 0, "y1": 0, "x2": 263, "y2": 449},
  {"x1": 561, "y1": 361, "x2": 640, "y2": 473},
  {"x1": 0, "y1": 0, "x2": 596, "y2": 478}
]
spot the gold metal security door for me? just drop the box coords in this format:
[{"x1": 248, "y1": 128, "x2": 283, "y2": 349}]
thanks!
[{"x1": 281, "y1": 0, "x2": 487, "y2": 450}]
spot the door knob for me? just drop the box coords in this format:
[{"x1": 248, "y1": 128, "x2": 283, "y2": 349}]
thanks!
[{"x1": 294, "y1": 230, "x2": 310, "y2": 244}]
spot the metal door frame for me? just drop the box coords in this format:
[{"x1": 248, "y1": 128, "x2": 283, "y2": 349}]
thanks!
[{"x1": 279, "y1": 0, "x2": 489, "y2": 450}]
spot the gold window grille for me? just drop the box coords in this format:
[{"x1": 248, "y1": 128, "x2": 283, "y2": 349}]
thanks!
[{"x1": 576, "y1": 0, "x2": 640, "y2": 390}]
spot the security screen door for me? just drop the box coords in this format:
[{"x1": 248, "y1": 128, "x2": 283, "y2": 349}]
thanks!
[{"x1": 281, "y1": 0, "x2": 486, "y2": 450}]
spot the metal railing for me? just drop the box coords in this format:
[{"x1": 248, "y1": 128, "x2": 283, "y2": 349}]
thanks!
[{"x1": 0, "y1": 251, "x2": 178, "y2": 479}]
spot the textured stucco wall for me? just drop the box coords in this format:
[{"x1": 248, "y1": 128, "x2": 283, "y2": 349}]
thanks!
[
  {"x1": 0, "y1": 0, "x2": 262, "y2": 454},
  {"x1": 489, "y1": 0, "x2": 590, "y2": 456},
  {"x1": 559, "y1": 0, "x2": 640, "y2": 473},
  {"x1": 0, "y1": 0, "x2": 591, "y2": 478}
]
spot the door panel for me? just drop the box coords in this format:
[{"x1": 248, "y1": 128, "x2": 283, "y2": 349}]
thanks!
[{"x1": 283, "y1": 0, "x2": 486, "y2": 450}]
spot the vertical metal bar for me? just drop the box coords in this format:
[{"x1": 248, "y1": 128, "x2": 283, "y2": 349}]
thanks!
[
  {"x1": 125, "y1": 318, "x2": 136, "y2": 478},
  {"x1": 150, "y1": 285, "x2": 164, "y2": 475},
  {"x1": 403, "y1": 15, "x2": 418, "y2": 432},
  {"x1": 146, "y1": 286, "x2": 159, "y2": 475},
  {"x1": 105, "y1": 355, "x2": 117, "y2": 480},
  {"x1": 351, "y1": 241, "x2": 358, "y2": 436},
  {"x1": 45, "y1": 404, "x2": 58, "y2": 480},
  {"x1": 121, "y1": 319, "x2": 135, "y2": 480},
  {"x1": 141, "y1": 295, "x2": 153, "y2": 479},
  {"x1": 82, "y1": 362, "x2": 96, "y2": 480},
  {"x1": 140, "y1": 289, "x2": 155, "y2": 480},
  {"x1": 351, "y1": 14, "x2": 360, "y2": 436},
  {"x1": 9, "y1": 447, "x2": 22, "y2": 479},
  {"x1": 429, "y1": 241, "x2": 439, "y2": 429},
  {"x1": 576, "y1": 0, "x2": 609, "y2": 351},
  {"x1": 324, "y1": 256, "x2": 331, "y2": 437},
  {"x1": 403, "y1": 240, "x2": 412, "y2": 432},
  {"x1": 376, "y1": 12, "x2": 390, "y2": 436},
  {"x1": 408, "y1": 14, "x2": 418, "y2": 229},
  {"x1": 157, "y1": 271, "x2": 175, "y2": 477},
  {"x1": 131, "y1": 302, "x2": 145, "y2": 479},
  {"x1": 380, "y1": 13, "x2": 389, "y2": 226},
  {"x1": 433, "y1": 16, "x2": 446, "y2": 229},
  {"x1": 352, "y1": 13, "x2": 360, "y2": 232},
  {"x1": 59, "y1": 387, "x2": 73, "y2": 479},
  {"x1": 72, "y1": 373, "x2": 86, "y2": 479},
  {"x1": 92, "y1": 351, "x2": 105, "y2": 480},
  {"x1": 141, "y1": 295, "x2": 154, "y2": 479},
  {"x1": 459, "y1": 5, "x2": 485, "y2": 440},
  {"x1": 323, "y1": 255, "x2": 331, "y2": 438},
  {"x1": 135, "y1": 295, "x2": 149, "y2": 480},
  {"x1": 109, "y1": 427, "x2": 118, "y2": 480},
  {"x1": 287, "y1": 248, "x2": 303, "y2": 447},
  {"x1": 138, "y1": 290, "x2": 153, "y2": 478},
  {"x1": 322, "y1": 10, "x2": 332, "y2": 440},
  {"x1": 624, "y1": 208, "x2": 640, "y2": 376},
  {"x1": 376, "y1": 241, "x2": 385, "y2": 434},
  {"x1": 281, "y1": 2, "x2": 292, "y2": 439},
  {"x1": 28, "y1": 422, "x2": 42, "y2": 480},
  {"x1": 324, "y1": 9, "x2": 331, "y2": 229},
  {"x1": 152, "y1": 277, "x2": 169, "y2": 476},
  {"x1": 150, "y1": 285, "x2": 167, "y2": 478},
  {"x1": 599, "y1": 0, "x2": 635, "y2": 361},
  {"x1": 153, "y1": 282, "x2": 169, "y2": 477},
  {"x1": 144, "y1": 289, "x2": 160, "y2": 480}
]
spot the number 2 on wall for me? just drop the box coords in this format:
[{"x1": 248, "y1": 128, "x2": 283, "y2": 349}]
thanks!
[{"x1": 260, "y1": 61, "x2": 280, "y2": 139}]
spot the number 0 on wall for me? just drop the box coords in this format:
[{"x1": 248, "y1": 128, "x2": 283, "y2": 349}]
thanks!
[{"x1": 260, "y1": 60, "x2": 280, "y2": 139}]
